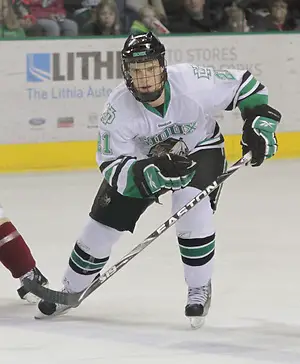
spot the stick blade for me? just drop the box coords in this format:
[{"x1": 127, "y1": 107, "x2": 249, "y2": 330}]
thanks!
[{"x1": 22, "y1": 278, "x2": 81, "y2": 306}]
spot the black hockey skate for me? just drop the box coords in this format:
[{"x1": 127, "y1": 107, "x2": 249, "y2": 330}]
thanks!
[
  {"x1": 185, "y1": 280, "x2": 212, "y2": 329},
  {"x1": 18, "y1": 267, "x2": 48, "y2": 303}
]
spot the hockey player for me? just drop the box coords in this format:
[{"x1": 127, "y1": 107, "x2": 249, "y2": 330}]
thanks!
[
  {"x1": 0, "y1": 205, "x2": 48, "y2": 302},
  {"x1": 36, "y1": 32, "x2": 281, "y2": 326}
]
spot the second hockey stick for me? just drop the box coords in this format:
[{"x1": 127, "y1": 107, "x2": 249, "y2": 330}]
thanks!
[{"x1": 24, "y1": 151, "x2": 252, "y2": 307}]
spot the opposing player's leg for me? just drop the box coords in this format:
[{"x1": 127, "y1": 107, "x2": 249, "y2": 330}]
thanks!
[
  {"x1": 172, "y1": 148, "x2": 226, "y2": 328},
  {"x1": 36, "y1": 180, "x2": 153, "y2": 318},
  {"x1": 0, "y1": 205, "x2": 48, "y2": 303}
]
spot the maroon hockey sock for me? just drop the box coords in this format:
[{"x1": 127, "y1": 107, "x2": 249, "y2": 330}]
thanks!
[{"x1": 0, "y1": 221, "x2": 35, "y2": 278}]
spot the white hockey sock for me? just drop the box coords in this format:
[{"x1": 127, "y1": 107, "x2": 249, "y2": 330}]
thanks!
[
  {"x1": 178, "y1": 234, "x2": 215, "y2": 288},
  {"x1": 63, "y1": 216, "x2": 121, "y2": 292}
]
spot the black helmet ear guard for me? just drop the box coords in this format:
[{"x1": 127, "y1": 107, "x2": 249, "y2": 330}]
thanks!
[{"x1": 121, "y1": 32, "x2": 167, "y2": 103}]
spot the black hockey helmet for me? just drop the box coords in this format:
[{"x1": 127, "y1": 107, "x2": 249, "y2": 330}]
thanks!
[{"x1": 121, "y1": 32, "x2": 167, "y2": 103}]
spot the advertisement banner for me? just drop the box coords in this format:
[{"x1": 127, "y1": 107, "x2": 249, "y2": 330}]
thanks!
[{"x1": 0, "y1": 34, "x2": 299, "y2": 144}]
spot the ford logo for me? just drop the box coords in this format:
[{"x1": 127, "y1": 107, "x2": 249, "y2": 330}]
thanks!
[{"x1": 29, "y1": 118, "x2": 46, "y2": 126}]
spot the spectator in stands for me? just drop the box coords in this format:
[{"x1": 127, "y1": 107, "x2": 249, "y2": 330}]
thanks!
[
  {"x1": 262, "y1": 0, "x2": 295, "y2": 31},
  {"x1": 27, "y1": 0, "x2": 78, "y2": 36},
  {"x1": 126, "y1": 0, "x2": 167, "y2": 22},
  {"x1": 220, "y1": 2, "x2": 251, "y2": 32},
  {"x1": 161, "y1": 0, "x2": 182, "y2": 20},
  {"x1": 168, "y1": 0, "x2": 222, "y2": 33},
  {"x1": 287, "y1": 0, "x2": 300, "y2": 28},
  {"x1": 74, "y1": 0, "x2": 124, "y2": 34},
  {"x1": 73, "y1": 0, "x2": 100, "y2": 32},
  {"x1": 237, "y1": 1, "x2": 270, "y2": 31},
  {"x1": 74, "y1": 0, "x2": 167, "y2": 33},
  {"x1": 81, "y1": 0, "x2": 122, "y2": 35},
  {"x1": 130, "y1": 5, "x2": 170, "y2": 34},
  {"x1": 0, "y1": 0, "x2": 26, "y2": 38},
  {"x1": 12, "y1": 0, "x2": 44, "y2": 36}
]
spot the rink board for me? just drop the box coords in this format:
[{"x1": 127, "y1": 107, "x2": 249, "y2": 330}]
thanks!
[
  {"x1": 0, "y1": 33, "x2": 300, "y2": 171},
  {"x1": 0, "y1": 132, "x2": 299, "y2": 172}
]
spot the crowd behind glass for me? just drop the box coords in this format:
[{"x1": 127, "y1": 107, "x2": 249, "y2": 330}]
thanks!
[{"x1": 0, "y1": 0, "x2": 298, "y2": 39}]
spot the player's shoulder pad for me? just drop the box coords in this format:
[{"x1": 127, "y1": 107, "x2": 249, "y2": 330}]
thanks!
[
  {"x1": 168, "y1": 63, "x2": 216, "y2": 93},
  {"x1": 100, "y1": 82, "x2": 139, "y2": 129},
  {"x1": 167, "y1": 63, "x2": 194, "y2": 80}
]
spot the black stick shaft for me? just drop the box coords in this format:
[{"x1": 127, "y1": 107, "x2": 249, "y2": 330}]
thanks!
[
  {"x1": 75, "y1": 152, "x2": 252, "y2": 305},
  {"x1": 23, "y1": 152, "x2": 251, "y2": 306}
]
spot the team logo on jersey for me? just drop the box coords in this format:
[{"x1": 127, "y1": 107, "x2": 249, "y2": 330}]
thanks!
[
  {"x1": 140, "y1": 122, "x2": 197, "y2": 147},
  {"x1": 191, "y1": 65, "x2": 212, "y2": 80},
  {"x1": 191, "y1": 65, "x2": 235, "y2": 81},
  {"x1": 100, "y1": 103, "x2": 116, "y2": 125}
]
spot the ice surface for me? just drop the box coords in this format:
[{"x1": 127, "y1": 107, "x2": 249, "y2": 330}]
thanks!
[{"x1": 0, "y1": 160, "x2": 300, "y2": 364}]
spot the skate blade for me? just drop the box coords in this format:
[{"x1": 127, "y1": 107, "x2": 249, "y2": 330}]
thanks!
[
  {"x1": 34, "y1": 306, "x2": 71, "y2": 320},
  {"x1": 189, "y1": 316, "x2": 206, "y2": 329}
]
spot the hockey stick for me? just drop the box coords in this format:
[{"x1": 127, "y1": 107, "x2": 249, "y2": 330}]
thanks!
[{"x1": 23, "y1": 152, "x2": 252, "y2": 307}]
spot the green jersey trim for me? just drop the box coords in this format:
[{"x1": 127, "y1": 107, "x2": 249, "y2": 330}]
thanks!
[{"x1": 142, "y1": 80, "x2": 171, "y2": 118}]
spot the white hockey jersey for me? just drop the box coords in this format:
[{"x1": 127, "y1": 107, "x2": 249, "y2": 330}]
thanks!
[{"x1": 96, "y1": 63, "x2": 267, "y2": 196}]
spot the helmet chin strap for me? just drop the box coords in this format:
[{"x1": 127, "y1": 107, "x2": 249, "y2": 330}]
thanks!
[{"x1": 134, "y1": 87, "x2": 164, "y2": 103}]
